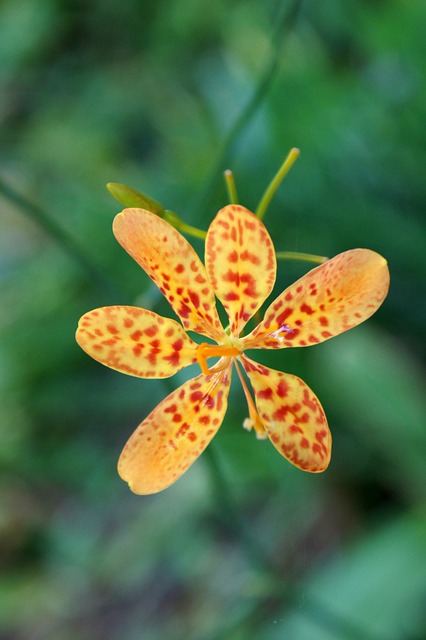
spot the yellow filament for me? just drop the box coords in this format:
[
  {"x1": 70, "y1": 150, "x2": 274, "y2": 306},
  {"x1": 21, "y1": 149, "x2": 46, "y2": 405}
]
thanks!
[
  {"x1": 235, "y1": 362, "x2": 267, "y2": 439},
  {"x1": 196, "y1": 343, "x2": 240, "y2": 375}
]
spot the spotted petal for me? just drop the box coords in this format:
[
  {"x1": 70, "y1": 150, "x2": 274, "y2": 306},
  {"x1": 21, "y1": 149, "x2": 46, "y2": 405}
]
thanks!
[
  {"x1": 76, "y1": 306, "x2": 198, "y2": 378},
  {"x1": 113, "y1": 208, "x2": 224, "y2": 341},
  {"x1": 242, "y1": 356, "x2": 331, "y2": 472},
  {"x1": 118, "y1": 367, "x2": 232, "y2": 494},
  {"x1": 243, "y1": 249, "x2": 389, "y2": 349},
  {"x1": 205, "y1": 205, "x2": 276, "y2": 336}
]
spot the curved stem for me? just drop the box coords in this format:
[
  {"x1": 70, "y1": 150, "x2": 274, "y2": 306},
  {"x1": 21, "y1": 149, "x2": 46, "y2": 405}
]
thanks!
[
  {"x1": 276, "y1": 250, "x2": 328, "y2": 264},
  {"x1": 203, "y1": 442, "x2": 274, "y2": 575},
  {"x1": 172, "y1": 220, "x2": 207, "y2": 240},
  {"x1": 204, "y1": 442, "x2": 388, "y2": 640},
  {"x1": 164, "y1": 211, "x2": 207, "y2": 240},
  {"x1": 224, "y1": 169, "x2": 239, "y2": 204},
  {"x1": 255, "y1": 147, "x2": 300, "y2": 220},
  {"x1": 188, "y1": 0, "x2": 304, "y2": 216},
  {"x1": 0, "y1": 177, "x2": 119, "y2": 298}
]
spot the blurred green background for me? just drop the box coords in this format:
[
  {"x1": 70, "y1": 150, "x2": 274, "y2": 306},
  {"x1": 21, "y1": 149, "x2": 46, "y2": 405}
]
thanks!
[{"x1": 1, "y1": 0, "x2": 426, "y2": 638}]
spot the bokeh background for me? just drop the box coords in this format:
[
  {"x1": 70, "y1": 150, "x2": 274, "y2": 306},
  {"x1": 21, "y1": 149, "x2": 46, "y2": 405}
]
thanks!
[{"x1": 1, "y1": 0, "x2": 426, "y2": 638}]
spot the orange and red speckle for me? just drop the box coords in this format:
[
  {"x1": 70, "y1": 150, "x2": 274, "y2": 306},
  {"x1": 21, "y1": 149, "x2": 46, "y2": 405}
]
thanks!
[
  {"x1": 76, "y1": 203, "x2": 389, "y2": 494},
  {"x1": 300, "y1": 303, "x2": 314, "y2": 315},
  {"x1": 113, "y1": 208, "x2": 224, "y2": 342},
  {"x1": 205, "y1": 205, "x2": 276, "y2": 335},
  {"x1": 242, "y1": 355, "x2": 331, "y2": 472},
  {"x1": 117, "y1": 367, "x2": 232, "y2": 494},
  {"x1": 277, "y1": 380, "x2": 289, "y2": 398},
  {"x1": 242, "y1": 248, "x2": 389, "y2": 351},
  {"x1": 76, "y1": 306, "x2": 199, "y2": 378}
]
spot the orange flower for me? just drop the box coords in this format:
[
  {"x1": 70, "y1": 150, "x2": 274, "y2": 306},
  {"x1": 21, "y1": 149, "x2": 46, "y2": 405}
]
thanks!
[{"x1": 76, "y1": 206, "x2": 389, "y2": 494}]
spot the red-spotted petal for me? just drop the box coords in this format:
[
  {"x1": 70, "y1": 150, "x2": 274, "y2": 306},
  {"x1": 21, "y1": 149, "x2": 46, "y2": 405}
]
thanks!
[
  {"x1": 205, "y1": 205, "x2": 276, "y2": 336},
  {"x1": 76, "y1": 306, "x2": 198, "y2": 378},
  {"x1": 243, "y1": 249, "x2": 389, "y2": 349},
  {"x1": 242, "y1": 356, "x2": 331, "y2": 472},
  {"x1": 113, "y1": 208, "x2": 224, "y2": 341},
  {"x1": 118, "y1": 367, "x2": 232, "y2": 494}
]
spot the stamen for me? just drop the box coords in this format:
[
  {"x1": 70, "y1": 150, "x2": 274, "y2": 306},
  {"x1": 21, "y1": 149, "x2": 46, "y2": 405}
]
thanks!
[
  {"x1": 196, "y1": 343, "x2": 240, "y2": 375},
  {"x1": 235, "y1": 361, "x2": 267, "y2": 439}
]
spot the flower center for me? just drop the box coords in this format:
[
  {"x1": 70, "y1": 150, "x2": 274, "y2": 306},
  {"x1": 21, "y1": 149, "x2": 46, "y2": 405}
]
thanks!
[{"x1": 196, "y1": 342, "x2": 242, "y2": 375}]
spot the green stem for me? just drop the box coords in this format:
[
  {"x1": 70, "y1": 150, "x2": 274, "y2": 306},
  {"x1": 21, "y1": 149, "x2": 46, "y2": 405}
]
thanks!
[
  {"x1": 0, "y1": 177, "x2": 119, "y2": 298},
  {"x1": 224, "y1": 169, "x2": 239, "y2": 204},
  {"x1": 203, "y1": 443, "x2": 275, "y2": 575},
  {"x1": 164, "y1": 211, "x2": 207, "y2": 240},
  {"x1": 204, "y1": 443, "x2": 387, "y2": 640},
  {"x1": 175, "y1": 221, "x2": 207, "y2": 240},
  {"x1": 276, "y1": 250, "x2": 328, "y2": 264},
  {"x1": 188, "y1": 0, "x2": 303, "y2": 216},
  {"x1": 255, "y1": 147, "x2": 300, "y2": 220}
]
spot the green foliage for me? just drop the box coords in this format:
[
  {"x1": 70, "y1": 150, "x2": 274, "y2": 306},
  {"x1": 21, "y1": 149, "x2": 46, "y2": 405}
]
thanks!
[{"x1": 0, "y1": 0, "x2": 425, "y2": 639}]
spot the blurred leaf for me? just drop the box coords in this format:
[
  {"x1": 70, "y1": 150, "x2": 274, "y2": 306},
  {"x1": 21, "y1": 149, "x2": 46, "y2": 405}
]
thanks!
[
  {"x1": 312, "y1": 327, "x2": 426, "y2": 495},
  {"x1": 265, "y1": 509, "x2": 426, "y2": 640}
]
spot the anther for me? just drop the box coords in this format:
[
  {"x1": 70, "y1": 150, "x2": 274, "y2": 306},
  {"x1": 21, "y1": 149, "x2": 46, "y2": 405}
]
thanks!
[{"x1": 235, "y1": 361, "x2": 267, "y2": 439}]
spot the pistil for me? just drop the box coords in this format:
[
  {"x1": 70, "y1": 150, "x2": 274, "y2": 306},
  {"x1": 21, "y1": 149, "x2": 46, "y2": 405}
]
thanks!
[{"x1": 196, "y1": 343, "x2": 241, "y2": 375}]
